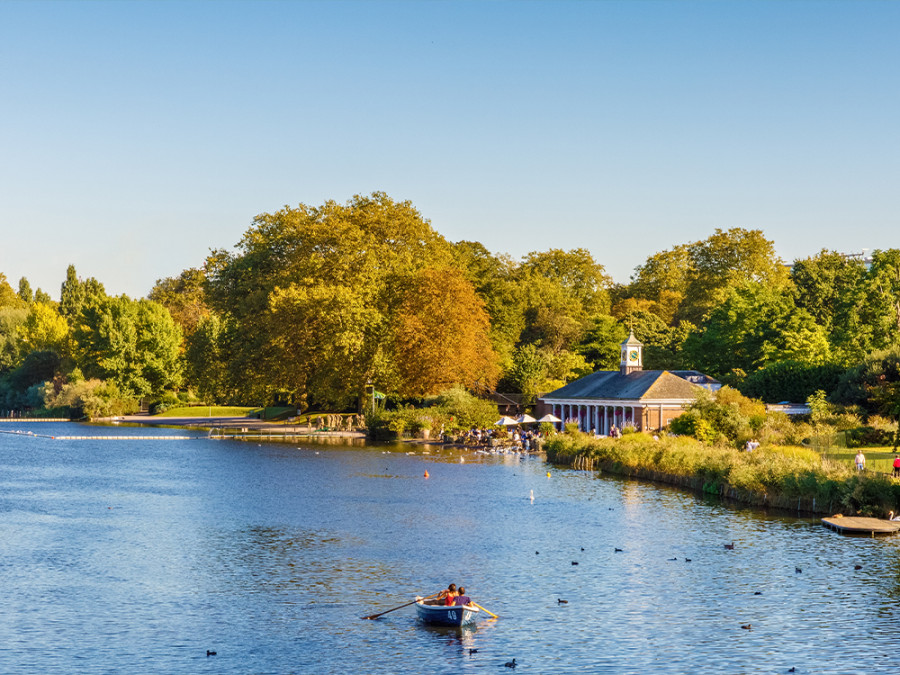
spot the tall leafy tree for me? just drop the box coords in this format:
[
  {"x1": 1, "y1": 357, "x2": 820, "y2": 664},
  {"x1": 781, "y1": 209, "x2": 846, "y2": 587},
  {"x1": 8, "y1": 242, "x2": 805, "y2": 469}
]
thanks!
[
  {"x1": 683, "y1": 281, "x2": 830, "y2": 377},
  {"x1": 183, "y1": 314, "x2": 236, "y2": 404},
  {"x1": 0, "y1": 307, "x2": 28, "y2": 372},
  {"x1": 59, "y1": 265, "x2": 106, "y2": 320},
  {"x1": 17, "y1": 277, "x2": 33, "y2": 304},
  {"x1": 391, "y1": 268, "x2": 499, "y2": 397},
  {"x1": 74, "y1": 296, "x2": 182, "y2": 397},
  {"x1": 148, "y1": 268, "x2": 210, "y2": 337},
  {"x1": 868, "y1": 249, "x2": 900, "y2": 349},
  {"x1": 0, "y1": 273, "x2": 23, "y2": 309},
  {"x1": 679, "y1": 228, "x2": 788, "y2": 324},
  {"x1": 791, "y1": 250, "x2": 872, "y2": 364},
  {"x1": 206, "y1": 192, "x2": 454, "y2": 406},
  {"x1": 17, "y1": 302, "x2": 69, "y2": 356}
]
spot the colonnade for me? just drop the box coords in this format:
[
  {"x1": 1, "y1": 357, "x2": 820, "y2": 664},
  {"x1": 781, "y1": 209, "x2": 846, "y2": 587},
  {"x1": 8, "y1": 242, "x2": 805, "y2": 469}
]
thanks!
[{"x1": 551, "y1": 402, "x2": 642, "y2": 435}]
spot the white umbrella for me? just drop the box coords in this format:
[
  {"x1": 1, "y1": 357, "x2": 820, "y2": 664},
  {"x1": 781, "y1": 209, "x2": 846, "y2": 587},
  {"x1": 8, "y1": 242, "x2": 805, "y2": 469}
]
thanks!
[
  {"x1": 494, "y1": 416, "x2": 519, "y2": 426},
  {"x1": 537, "y1": 413, "x2": 562, "y2": 423},
  {"x1": 516, "y1": 414, "x2": 537, "y2": 424}
]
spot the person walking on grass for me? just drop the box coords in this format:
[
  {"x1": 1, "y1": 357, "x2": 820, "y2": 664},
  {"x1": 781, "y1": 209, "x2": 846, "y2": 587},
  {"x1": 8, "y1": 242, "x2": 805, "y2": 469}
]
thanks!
[
  {"x1": 892, "y1": 455, "x2": 900, "y2": 478},
  {"x1": 855, "y1": 450, "x2": 866, "y2": 472}
]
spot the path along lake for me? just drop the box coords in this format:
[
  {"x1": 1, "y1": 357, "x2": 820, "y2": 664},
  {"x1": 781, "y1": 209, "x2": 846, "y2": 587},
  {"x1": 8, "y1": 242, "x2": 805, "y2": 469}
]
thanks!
[{"x1": 2, "y1": 423, "x2": 900, "y2": 674}]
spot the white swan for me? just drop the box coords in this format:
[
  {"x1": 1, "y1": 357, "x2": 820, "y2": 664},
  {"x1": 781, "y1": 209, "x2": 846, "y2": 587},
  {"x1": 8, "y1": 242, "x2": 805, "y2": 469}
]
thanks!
[{"x1": 887, "y1": 511, "x2": 900, "y2": 521}]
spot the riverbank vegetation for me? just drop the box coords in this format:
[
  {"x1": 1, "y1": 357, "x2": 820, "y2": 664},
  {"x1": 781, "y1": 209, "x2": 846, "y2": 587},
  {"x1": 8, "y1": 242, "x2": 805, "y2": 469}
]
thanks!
[
  {"x1": 545, "y1": 432, "x2": 900, "y2": 517},
  {"x1": 1, "y1": 192, "x2": 899, "y2": 434}
]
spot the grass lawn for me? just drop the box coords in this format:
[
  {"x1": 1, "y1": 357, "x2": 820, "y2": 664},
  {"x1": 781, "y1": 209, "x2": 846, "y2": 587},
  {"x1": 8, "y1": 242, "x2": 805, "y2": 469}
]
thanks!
[
  {"x1": 828, "y1": 446, "x2": 899, "y2": 474},
  {"x1": 153, "y1": 406, "x2": 257, "y2": 417}
]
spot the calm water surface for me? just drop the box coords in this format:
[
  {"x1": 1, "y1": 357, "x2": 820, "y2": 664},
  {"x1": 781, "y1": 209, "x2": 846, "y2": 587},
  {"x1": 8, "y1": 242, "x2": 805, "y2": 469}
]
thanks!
[{"x1": 1, "y1": 423, "x2": 899, "y2": 674}]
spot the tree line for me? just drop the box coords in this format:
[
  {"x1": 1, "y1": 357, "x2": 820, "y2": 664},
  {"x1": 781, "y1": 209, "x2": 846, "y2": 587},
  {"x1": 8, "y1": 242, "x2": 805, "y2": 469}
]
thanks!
[{"x1": 1, "y1": 192, "x2": 898, "y2": 418}]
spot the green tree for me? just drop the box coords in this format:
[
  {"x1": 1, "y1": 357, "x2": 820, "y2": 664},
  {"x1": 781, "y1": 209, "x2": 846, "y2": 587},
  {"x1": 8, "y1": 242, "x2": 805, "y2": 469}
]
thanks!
[
  {"x1": 680, "y1": 228, "x2": 788, "y2": 325},
  {"x1": 683, "y1": 281, "x2": 830, "y2": 377},
  {"x1": 505, "y1": 344, "x2": 550, "y2": 406},
  {"x1": 791, "y1": 250, "x2": 872, "y2": 364},
  {"x1": 17, "y1": 277, "x2": 33, "y2": 304},
  {"x1": 575, "y1": 315, "x2": 627, "y2": 371},
  {"x1": 868, "y1": 249, "x2": 900, "y2": 350},
  {"x1": 0, "y1": 307, "x2": 28, "y2": 372},
  {"x1": 59, "y1": 265, "x2": 106, "y2": 320},
  {"x1": 183, "y1": 314, "x2": 234, "y2": 404},
  {"x1": 148, "y1": 268, "x2": 210, "y2": 337},
  {"x1": 74, "y1": 296, "x2": 182, "y2": 397}
]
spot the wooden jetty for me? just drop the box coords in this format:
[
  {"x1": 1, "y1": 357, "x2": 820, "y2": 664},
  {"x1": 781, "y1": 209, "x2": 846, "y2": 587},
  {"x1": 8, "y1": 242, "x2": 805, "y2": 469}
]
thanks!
[{"x1": 821, "y1": 516, "x2": 900, "y2": 537}]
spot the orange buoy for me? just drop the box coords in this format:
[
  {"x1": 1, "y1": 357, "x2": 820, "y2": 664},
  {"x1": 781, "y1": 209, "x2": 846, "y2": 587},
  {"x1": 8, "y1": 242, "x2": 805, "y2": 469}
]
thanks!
[{"x1": 424, "y1": 470, "x2": 429, "y2": 479}]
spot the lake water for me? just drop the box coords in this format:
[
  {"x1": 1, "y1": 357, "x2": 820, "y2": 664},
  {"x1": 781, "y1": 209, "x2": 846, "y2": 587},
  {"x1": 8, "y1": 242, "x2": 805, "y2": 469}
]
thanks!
[{"x1": 1, "y1": 422, "x2": 899, "y2": 674}]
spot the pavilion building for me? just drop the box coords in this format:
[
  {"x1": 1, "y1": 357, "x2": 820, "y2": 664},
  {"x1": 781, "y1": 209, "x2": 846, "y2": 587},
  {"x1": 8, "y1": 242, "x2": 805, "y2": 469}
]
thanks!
[{"x1": 537, "y1": 333, "x2": 720, "y2": 434}]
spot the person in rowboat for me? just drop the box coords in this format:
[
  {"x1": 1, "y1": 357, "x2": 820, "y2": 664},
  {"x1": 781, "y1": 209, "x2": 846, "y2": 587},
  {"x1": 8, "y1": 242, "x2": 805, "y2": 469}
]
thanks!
[
  {"x1": 425, "y1": 583, "x2": 457, "y2": 605},
  {"x1": 452, "y1": 587, "x2": 473, "y2": 607}
]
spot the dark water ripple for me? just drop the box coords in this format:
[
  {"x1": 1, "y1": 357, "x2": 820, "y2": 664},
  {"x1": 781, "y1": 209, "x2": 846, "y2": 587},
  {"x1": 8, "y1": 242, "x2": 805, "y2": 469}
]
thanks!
[{"x1": 1, "y1": 424, "x2": 900, "y2": 673}]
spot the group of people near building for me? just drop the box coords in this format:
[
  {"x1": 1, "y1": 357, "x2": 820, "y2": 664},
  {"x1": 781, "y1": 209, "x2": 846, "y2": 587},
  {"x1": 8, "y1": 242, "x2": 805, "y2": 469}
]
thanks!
[
  {"x1": 424, "y1": 583, "x2": 472, "y2": 607},
  {"x1": 451, "y1": 427, "x2": 542, "y2": 452}
]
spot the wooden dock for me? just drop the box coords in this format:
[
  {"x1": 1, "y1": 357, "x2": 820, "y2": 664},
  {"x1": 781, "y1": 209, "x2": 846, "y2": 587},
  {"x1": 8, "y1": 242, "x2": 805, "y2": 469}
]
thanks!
[{"x1": 821, "y1": 516, "x2": 900, "y2": 536}]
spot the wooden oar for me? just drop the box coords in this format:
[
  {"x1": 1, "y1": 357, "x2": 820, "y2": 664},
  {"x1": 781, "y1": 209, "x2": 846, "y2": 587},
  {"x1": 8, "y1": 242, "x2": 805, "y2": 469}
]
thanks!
[
  {"x1": 472, "y1": 601, "x2": 498, "y2": 619},
  {"x1": 361, "y1": 591, "x2": 442, "y2": 620}
]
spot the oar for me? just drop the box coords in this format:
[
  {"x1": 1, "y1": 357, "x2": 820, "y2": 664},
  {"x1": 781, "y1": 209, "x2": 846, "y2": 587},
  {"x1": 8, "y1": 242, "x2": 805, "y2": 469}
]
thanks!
[
  {"x1": 361, "y1": 590, "x2": 442, "y2": 620},
  {"x1": 472, "y1": 601, "x2": 498, "y2": 619}
]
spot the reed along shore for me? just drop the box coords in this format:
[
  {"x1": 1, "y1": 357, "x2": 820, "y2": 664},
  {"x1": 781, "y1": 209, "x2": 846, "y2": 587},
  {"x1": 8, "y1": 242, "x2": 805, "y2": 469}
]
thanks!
[{"x1": 545, "y1": 432, "x2": 900, "y2": 517}]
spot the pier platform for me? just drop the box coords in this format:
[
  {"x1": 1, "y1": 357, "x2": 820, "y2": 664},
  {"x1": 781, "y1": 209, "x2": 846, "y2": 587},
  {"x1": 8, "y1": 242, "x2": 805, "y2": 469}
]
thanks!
[{"x1": 821, "y1": 516, "x2": 900, "y2": 536}]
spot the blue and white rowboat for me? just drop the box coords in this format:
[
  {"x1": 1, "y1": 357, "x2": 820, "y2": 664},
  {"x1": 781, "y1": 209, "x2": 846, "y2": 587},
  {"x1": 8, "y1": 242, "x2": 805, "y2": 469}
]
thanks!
[{"x1": 415, "y1": 598, "x2": 480, "y2": 626}]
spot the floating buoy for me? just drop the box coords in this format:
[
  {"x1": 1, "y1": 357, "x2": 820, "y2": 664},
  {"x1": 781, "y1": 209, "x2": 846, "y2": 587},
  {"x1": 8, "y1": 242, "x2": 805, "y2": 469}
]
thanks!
[
  {"x1": 529, "y1": 489, "x2": 534, "y2": 503},
  {"x1": 546, "y1": 471, "x2": 551, "y2": 478},
  {"x1": 424, "y1": 470, "x2": 429, "y2": 479}
]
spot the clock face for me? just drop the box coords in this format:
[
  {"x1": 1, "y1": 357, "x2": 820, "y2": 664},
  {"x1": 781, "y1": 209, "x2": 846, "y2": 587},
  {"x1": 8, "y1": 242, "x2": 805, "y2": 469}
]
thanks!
[{"x1": 629, "y1": 350, "x2": 639, "y2": 362}]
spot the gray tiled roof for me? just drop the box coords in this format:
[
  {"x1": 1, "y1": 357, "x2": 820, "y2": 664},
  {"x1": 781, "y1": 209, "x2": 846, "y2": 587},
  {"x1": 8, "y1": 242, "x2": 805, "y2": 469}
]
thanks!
[{"x1": 541, "y1": 369, "x2": 709, "y2": 401}]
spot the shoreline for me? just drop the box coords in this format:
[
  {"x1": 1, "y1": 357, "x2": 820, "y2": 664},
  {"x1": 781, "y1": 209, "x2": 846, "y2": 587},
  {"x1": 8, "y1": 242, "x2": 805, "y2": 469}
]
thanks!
[{"x1": 545, "y1": 433, "x2": 900, "y2": 517}]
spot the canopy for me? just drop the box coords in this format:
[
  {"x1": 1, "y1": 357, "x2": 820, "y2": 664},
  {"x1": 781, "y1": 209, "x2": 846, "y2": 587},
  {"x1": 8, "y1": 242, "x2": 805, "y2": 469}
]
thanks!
[
  {"x1": 494, "y1": 416, "x2": 519, "y2": 426},
  {"x1": 537, "y1": 413, "x2": 562, "y2": 423},
  {"x1": 516, "y1": 414, "x2": 537, "y2": 424}
]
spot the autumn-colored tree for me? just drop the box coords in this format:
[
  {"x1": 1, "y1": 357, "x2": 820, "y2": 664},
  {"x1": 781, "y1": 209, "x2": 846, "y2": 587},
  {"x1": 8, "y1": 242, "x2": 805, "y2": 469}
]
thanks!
[
  {"x1": 392, "y1": 268, "x2": 499, "y2": 397},
  {"x1": 0, "y1": 273, "x2": 23, "y2": 309},
  {"x1": 206, "y1": 193, "x2": 454, "y2": 406}
]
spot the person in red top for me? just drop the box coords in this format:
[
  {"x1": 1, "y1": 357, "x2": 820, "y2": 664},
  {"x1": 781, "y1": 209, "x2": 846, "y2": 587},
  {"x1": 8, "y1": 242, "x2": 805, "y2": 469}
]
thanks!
[
  {"x1": 892, "y1": 455, "x2": 900, "y2": 478},
  {"x1": 444, "y1": 586, "x2": 458, "y2": 606},
  {"x1": 426, "y1": 583, "x2": 456, "y2": 605}
]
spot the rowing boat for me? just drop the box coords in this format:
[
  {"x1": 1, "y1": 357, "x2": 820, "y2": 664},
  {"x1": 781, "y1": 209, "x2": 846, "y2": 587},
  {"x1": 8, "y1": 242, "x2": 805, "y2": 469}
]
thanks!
[{"x1": 414, "y1": 598, "x2": 480, "y2": 626}]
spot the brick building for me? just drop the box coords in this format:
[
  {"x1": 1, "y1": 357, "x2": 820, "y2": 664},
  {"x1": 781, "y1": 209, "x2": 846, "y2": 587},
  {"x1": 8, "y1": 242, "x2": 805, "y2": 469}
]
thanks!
[{"x1": 537, "y1": 332, "x2": 719, "y2": 434}]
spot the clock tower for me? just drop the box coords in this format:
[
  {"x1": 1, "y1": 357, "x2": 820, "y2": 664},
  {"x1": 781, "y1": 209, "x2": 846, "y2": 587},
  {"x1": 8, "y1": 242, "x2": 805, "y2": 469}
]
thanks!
[{"x1": 620, "y1": 331, "x2": 643, "y2": 375}]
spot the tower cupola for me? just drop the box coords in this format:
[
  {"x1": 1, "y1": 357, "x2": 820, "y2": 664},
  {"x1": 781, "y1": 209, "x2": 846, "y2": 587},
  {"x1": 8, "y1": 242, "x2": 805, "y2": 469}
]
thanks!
[{"x1": 620, "y1": 331, "x2": 643, "y2": 375}]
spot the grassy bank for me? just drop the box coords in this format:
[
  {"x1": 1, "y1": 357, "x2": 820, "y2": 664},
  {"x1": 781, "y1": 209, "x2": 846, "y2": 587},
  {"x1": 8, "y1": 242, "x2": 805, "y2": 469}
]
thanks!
[
  {"x1": 545, "y1": 432, "x2": 900, "y2": 517},
  {"x1": 153, "y1": 406, "x2": 258, "y2": 417}
]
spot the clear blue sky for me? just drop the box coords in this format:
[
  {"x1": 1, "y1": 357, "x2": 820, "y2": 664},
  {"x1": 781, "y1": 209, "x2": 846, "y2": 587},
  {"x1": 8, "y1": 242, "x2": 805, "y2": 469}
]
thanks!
[{"x1": 1, "y1": 0, "x2": 897, "y2": 298}]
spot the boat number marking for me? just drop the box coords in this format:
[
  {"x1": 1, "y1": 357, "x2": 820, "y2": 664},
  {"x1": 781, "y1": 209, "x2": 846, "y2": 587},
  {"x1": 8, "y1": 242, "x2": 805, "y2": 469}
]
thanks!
[{"x1": 449, "y1": 611, "x2": 457, "y2": 620}]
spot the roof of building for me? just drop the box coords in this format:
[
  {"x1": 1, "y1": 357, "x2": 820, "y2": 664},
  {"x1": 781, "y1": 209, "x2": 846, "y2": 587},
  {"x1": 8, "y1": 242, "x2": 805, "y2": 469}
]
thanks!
[{"x1": 541, "y1": 369, "x2": 712, "y2": 401}]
